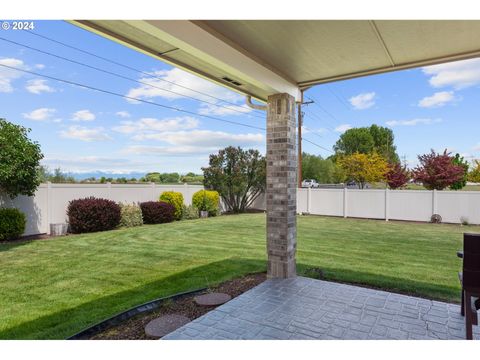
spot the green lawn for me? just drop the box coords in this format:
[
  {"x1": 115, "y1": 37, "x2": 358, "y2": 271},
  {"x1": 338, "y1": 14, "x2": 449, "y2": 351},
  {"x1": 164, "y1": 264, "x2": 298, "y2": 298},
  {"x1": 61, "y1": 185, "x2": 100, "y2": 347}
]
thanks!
[{"x1": 0, "y1": 214, "x2": 474, "y2": 339}]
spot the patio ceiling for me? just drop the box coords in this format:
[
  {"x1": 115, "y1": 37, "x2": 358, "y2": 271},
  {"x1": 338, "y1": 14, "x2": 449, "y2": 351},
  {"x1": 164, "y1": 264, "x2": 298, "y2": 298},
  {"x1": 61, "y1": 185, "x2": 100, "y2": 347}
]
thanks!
[{"x1": 73, "y1": 20, "x2": 480, "y2": 103}]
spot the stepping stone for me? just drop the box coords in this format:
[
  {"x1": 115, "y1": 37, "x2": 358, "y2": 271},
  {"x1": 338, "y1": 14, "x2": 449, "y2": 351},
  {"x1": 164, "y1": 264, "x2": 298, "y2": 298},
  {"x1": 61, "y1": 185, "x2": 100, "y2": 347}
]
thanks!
[
  {"x1": 194, "y1": 292, "x2": 232, "y2": 306},
  {"x1": 145, "y1": 314, "x2": 191, "y2": 338}
]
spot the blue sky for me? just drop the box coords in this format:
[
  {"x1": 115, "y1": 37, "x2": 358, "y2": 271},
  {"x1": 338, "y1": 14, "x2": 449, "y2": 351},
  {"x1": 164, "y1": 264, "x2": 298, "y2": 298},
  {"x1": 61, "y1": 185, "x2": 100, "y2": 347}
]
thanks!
[{"x1": 1, "y1": 20, "x2": 480, "y2": 175}]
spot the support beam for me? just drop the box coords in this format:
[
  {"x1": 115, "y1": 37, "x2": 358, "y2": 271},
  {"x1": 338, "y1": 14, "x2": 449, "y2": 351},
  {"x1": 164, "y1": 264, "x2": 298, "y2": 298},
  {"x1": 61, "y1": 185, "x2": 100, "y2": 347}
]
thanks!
[
  {"x1": 266, "y1": 93, "x2": 297, "y2": 279},
  {"x1": 138, "y1": 20, "x2": 301, "y2": 102}
]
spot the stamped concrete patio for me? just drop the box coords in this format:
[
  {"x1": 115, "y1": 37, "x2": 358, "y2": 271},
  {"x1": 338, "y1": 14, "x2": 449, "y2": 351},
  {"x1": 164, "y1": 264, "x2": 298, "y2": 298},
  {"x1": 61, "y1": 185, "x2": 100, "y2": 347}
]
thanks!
[{"x1": 163, "y1": 276, "x2": 479, "y2": 340}]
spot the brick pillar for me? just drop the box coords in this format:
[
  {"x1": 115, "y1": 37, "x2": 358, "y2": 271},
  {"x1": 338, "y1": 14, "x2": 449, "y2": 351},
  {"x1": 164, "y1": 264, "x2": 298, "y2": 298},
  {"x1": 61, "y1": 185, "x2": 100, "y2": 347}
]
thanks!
[{"x1": 266, "y1": 93, "x2": 297, "y2": 278}]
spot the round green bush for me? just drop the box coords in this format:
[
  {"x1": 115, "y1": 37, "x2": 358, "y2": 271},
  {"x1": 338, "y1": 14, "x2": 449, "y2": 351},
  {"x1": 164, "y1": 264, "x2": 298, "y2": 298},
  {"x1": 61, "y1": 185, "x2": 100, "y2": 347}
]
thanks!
[
  {"x1": 139, "y1": 201, "x2": 175, "y2": 224},
  {"x1": 67, "y1": 197, "x2": 121, "y2": 233},
  {"x1": 0, "y1": 208, "x2": 26, "y2": 241},
  {"x1": 159, "y1": 191, "x2": 184, "y2": 220},
  {"x1": 182, "y1": 204, "x2": 199, "y2": 220},
  {"x1": 119, "y1": 203, "x2": 143, "y2": 227},
  {"x1": 192, "y1": 190, "x2": 220, "y2": 217}
]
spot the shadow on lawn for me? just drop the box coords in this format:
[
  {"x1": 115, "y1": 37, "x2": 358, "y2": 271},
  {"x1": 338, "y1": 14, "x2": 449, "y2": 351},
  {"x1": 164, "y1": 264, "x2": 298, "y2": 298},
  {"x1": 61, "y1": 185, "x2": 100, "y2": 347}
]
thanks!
[
  {"x1": 0, "y1": 257, "x2": 266, "y2": 340},
  {"x1": 0, "y1": 239, "x2": 34, "y2": 252},
  {"x1": 297, "y1": 263, "x2": 461, "y2": 304}
]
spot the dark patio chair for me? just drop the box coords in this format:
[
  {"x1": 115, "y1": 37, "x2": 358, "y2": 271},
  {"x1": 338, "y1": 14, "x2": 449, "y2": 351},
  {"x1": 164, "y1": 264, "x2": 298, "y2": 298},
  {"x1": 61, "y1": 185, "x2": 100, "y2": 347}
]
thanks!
[{"x1": 457, "y1": 233, "x2": 480, "y2": 340}]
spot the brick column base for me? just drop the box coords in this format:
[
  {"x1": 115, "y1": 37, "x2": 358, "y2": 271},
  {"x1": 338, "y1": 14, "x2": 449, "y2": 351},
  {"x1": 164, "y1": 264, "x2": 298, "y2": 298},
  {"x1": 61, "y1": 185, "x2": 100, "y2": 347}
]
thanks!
[{"x1": 266, "y1": 93, "x2": 297, "y2": 278}]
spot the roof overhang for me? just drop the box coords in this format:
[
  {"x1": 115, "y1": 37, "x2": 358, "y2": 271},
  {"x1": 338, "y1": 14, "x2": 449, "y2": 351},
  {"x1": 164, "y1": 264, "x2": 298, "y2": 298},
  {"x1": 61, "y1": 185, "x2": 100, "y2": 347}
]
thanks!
[{"x1": 71, "y1": 20, "x2": 480, "y2": 103}]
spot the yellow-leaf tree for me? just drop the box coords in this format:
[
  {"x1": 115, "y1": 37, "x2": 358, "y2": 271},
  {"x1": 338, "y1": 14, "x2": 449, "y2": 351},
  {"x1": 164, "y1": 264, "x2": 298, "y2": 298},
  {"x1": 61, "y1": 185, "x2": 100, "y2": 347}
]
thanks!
[
  {"x1": 338, "y1": 152, "x2": 388, "y2": 189},
  {"x1": 468, "y1": 160, "x2": 480, "y2": 183}
]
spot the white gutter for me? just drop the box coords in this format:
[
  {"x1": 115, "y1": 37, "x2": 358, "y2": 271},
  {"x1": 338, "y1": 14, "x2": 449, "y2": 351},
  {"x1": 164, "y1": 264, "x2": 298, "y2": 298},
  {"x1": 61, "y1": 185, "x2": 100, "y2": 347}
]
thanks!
[{"x1": 246, "y1": 95, "x2": 267, "y2": 111}]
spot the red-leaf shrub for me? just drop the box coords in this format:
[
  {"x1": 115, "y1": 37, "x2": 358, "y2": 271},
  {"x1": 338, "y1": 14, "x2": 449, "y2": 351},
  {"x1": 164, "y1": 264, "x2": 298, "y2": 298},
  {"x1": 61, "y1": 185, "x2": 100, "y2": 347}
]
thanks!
[
  {"x1": 139, "y1": 201, "x2": 175, "y2": 224},
  {"x1": 67, "y1": 197, "x2": 121, "y2": 233},
  {"x1": 413, "y1": 149, "x2": 465, "y2": 190},
  {"x1": 386, "y1": 163, "x2": 411, "y2": 189}
]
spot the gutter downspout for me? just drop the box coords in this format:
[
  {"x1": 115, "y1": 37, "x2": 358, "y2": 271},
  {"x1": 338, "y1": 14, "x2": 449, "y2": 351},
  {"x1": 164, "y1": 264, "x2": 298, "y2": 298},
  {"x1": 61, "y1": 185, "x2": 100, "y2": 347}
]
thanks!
[{"x1": 246, "y1": 95, "x2": 267, "y2": 111}]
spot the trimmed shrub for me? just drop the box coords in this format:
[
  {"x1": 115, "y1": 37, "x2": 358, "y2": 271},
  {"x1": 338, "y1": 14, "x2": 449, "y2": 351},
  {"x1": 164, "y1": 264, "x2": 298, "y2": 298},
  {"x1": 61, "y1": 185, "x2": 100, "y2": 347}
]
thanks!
[
  {"x1": 159, "y1": 191, "x2": 184, "y2": 220},
  {"x1": 119, "y1": 203, "x2": 143, "y2": 228},
  {"x1": 67, "y1": 197, "x2": 121, "y2": 233},
  {"x1": 182, "y1": 204, "x2": 199, "y2": 220},
  {"x1": 192, "y1": 190, "x2": 220, "y2": 217},
  {"x1": 140, "y1": 201, "x2": 175, "y2": 224},
  {"x1": 0, "y1": 208, "x2": 26, "y2": 241}
]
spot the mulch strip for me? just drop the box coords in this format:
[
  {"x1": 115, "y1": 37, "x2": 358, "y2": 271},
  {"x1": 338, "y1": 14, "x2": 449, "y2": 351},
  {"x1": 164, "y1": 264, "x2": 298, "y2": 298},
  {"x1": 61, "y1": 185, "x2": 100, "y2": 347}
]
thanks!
[{"x1": 90, "y1": 272, "x2": 266, "y2": 340}]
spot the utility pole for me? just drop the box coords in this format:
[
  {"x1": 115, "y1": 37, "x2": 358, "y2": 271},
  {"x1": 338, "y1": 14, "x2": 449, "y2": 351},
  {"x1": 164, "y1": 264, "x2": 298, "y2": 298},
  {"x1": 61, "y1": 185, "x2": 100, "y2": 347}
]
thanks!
[
  {"x1": 297, "y1": 98, "x2": 314, "y2": 188},
  {"x1": 298, "y1": 103, "x2": 303, "y2": 188}
]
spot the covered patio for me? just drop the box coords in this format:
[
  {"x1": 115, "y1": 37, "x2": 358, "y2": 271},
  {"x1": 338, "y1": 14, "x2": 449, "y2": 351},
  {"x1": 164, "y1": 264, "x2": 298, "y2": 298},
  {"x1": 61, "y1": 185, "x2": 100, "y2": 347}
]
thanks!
[
  {"x1": 72, "y1": 20, "x2": 480, "y2": 339},
  {"x1": 163, "y1": 277, "x2": 478, "y2": 340}
]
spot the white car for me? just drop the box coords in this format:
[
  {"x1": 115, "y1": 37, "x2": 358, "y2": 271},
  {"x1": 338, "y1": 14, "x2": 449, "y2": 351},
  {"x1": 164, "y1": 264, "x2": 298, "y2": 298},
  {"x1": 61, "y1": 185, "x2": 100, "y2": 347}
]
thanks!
[{"x1": 301, "y1": 179, "x2": 319, "y2": 188}]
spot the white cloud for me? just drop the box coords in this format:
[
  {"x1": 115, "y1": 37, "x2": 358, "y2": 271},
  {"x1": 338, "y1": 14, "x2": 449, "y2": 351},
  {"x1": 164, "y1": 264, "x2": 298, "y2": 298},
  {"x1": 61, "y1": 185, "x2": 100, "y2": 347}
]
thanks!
[
  {"x1": 22, "y1": 108, "x2": 56, "y2": 121},
  {"x1": 349, "y1": 92, "x2": 376, "y2": 110},
  {"x1": 34, "y1": 64, "x2": 45, "y2": 70},
  {"x1": 124, "y1": 130, "x2": 264, "y2": 155},
  {"x1": 71, "y1": 110, "x2": 96, "y2": 122},
  {"x1": 299, "y1": 126, "x2": 328, "y2": 135},
  {"x1": 115, "y1": 111, "x2": 131, "y2": 118},
  {"x1": 334, "y1": 124, "x2": 352, "y2": 133},
  {"x1": 124, "y1": 145, "x2": 214, "y2": 156},
  {"x1": 198, "y1": 103, "x2": 252, "y2": 116},
  {"x1": 418, "y1": 91, "x2": 455, "y2": 108},
  {"x1": 422, "y1": 58, "x2": 480, "y2": 89},
  {"x1": 112, "y1": 116, "x2": 199, "y2": 136},
  {"x1": 59, "y1": 125, "x2": 111, "y2": 142},
  {"x1": 0, "y1": 58, "x2": 26, "y2": 92},
  {"x1": 386, "y1": 118, "x2": 442, "y2": 127},
  {"x1": 25, "y1": 79, "x2": 55, "y2": 94},
  {"x1": 140, "y1": 130, "x2": 263, "y2": 146},
  {"x1": 472, "y1": 144, "x2": 480, "y2": 152},
  {"x1": 125, "y1": 68, "x2": 244, "y2": 114}
]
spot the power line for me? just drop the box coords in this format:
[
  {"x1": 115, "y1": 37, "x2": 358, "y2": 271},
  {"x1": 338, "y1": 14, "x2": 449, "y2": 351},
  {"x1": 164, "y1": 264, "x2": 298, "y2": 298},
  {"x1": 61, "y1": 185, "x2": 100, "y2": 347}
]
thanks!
[
  {"x1": 0, "y1": 36, "x2": 264, "y2": 119},
  {"x1": 3, "y1": 62, "x2": 333, "y2": 156},
  {"x1": 301, "y1": 99, "x2": 339, "y2": 130},
  {"x1": 326, "y1": 85, "x2": 352, "y2": 110},
  {"x1": 5, "y1": 61, "x2": 332, "y2": 155},
  {"x1": 24, "y1": 29, "x2": 265, "y2": 116},
  {"x1": 305, "y1": 95, "x2": 343, "y2": 124},
  {"x1": 302, "y1": 111, "x2": 336, "y2": 133},
  {"x1": 0, "y1": 63, "x2": 266, "y2": 131},
  {"x1": 302, "y1": 125, "x2": 324, "y2": 140},
  {"x1": 302, "y1": 137, "x2": 334, "y2": 153}
]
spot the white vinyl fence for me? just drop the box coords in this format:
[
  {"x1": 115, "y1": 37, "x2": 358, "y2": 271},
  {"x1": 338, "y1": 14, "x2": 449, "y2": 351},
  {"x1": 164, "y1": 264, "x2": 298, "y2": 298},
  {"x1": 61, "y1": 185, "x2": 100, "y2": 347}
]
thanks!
[
  {"x1": 3, "y1": 185, "x2": 480, "y2": 237},
  {"x1": 0, "y1": 183, "x2": 203, "y2": 236},
  {"x1": 252, "y1": 188, "x2": 480, "y2": 225}
]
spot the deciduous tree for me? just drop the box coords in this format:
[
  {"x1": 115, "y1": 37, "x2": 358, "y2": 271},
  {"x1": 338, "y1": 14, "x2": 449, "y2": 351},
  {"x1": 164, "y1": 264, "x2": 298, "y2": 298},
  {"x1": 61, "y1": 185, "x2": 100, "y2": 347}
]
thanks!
[
  {"x1": 301, "y1": 153, "x2": 336, "y2": 183},
  {"x1": 413, "y1": 149, "x2": 465, "y2": 190},
  {"x1": 337, "y1": 152, "x2": 388, "y2": 189},
  {"x1": 468, "y1": 160, "x2": 480, "y2": 183},
  {"x1": 450, "y1": 153, "x2": 469, "y2": 190},
  {"x1": 334, "y1": 125, "x2": 399, "y2": 163},
  {"x1": 386, "y1": 163, "x2": 411, "y2": 189},
  {"x1": 202, "y1": 146, "x2": 266, "y2": 213},
  {"x1": 0, "y1": 118, "x2": 43, "y2": 198}
]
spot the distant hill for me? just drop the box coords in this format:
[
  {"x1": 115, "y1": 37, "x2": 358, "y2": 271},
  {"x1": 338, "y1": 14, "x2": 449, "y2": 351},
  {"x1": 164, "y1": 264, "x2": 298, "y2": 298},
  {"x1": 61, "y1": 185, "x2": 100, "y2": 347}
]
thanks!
[{"x1": 67, "y1": 171, "x2": 147, "y2": 181}]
